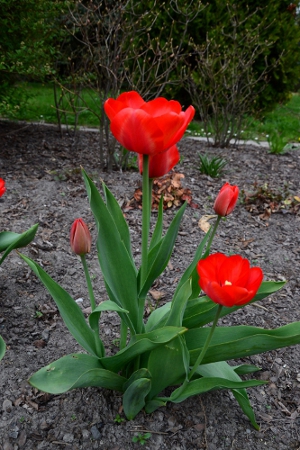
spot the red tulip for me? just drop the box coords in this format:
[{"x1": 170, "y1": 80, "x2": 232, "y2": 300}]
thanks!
[
  {"x1": 0, "y1": 178, "x2": 6, "y2": 197},
  {"x1": 214, "y1": 182, "x2": 239, "y2": 216},
  {"x1": 70, "y1": 218, "x2": 91, "y2": 256},
  {"x1": 197, "y1": 253, "x2": 263, "y2": 307},
  {"x1": 138, "y1": 145, "x2": 180, "y2": 178},
  {"x1": 104, "y1": 91, "x2": 195, "y2": 156}
]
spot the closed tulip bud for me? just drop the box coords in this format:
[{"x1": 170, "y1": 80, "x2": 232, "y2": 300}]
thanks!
[
  {"x1": 0, "y1": 178, "x2": 6, "y2": 197},
  {"x1": 70, "y1": 218, "x2": 91, "y2": 256},
  {"x1": 214, "y1": 182, "x2": 239, "y2": 217}
]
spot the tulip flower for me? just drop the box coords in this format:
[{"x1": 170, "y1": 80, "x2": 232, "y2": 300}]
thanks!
[
  {"x1": 104, "y1": 91, "x2": 195, "y2": 156},
  {"x1": 0, "y1": 178, "x2": 6, "y2": 197},
  {"x1": 214, "y1": 182, "x2": 239, "y2": 216},
  {"x1": 138, "y1": 145, "x2": 180, "y2": 178},
  {"x1": 70, "y1": 218, "x2": 91, "y2": 256},
  {"x1": 197, "y1": 252, "x2": 263, "y2": 307}
]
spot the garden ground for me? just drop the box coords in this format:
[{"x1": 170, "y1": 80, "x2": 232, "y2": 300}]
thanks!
[{"x1": 0, "y1": 121, "x2": 300, "y2": 449}]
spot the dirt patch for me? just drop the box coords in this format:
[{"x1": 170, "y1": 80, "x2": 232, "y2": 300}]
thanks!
[{"x1": 0, "y1": 121, "x2": 300, "y2": 449}]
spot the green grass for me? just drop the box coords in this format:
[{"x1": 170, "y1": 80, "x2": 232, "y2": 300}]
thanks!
[
  {"x1": 3, "y1": 83, "x2": 300, "y2": 143},
  {"x1": 10, "y1": 82, "x2": 102, "y2": 127}
]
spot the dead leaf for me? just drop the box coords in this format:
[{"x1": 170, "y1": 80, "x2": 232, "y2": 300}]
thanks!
[
  {"x1": 149, "y1": 290, "x2": 165, "y2": 301},
  {"x1": 198, "y1": 215, "x2": 217, "y2": 233}
]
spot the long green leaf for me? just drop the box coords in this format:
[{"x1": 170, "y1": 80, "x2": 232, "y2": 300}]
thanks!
[
  {"x1": 183, "y1": 281, "x2": 285, "y2": 329},
  {"x1": 139, "y1": 202, "x2": 187, "y2": 298},
  {"x1": 82, "y1": 170, "x2": 139, "y2": 332},
  {"x1": 0, "y1": 335, "x2": 5, "y2": 361},
  {"x1": 145, "y1": 302, "x2": 171, "y2": 332},
  {"x1": 168, "y1": 377, "x2": 266, "y2": 404},
  {"x1": 123, "y1": 378, "x2": 152, "y2": 420},
  {"x1": 102, "y1": 183, "x2": 133, "y2": 260},
  {"x1": 196, "y1": 362, "x2": 259, "y2": 429},
  {"x1": 149, "y1": 196, "x2": 164, "y2": 252},
  {"x1": 0, "y1": 224, "x2": 38, "y2": 265},
  {"x1": 186, "y1": 322, "x2": 300, "y2": 364},
  {"x1": 29, "y1": 353, "x2": 126, "y2": 394},
  {"x1": 100, "y1": 326, "x2": 187, "y2": 372},
  {"x1": 89, "y1": 301, "x2": 129, "y2": 332},
  {"x1": 165, "y1": 278, "x2": 192, "y2": 327},
  {"x1": 19, "y1": 254, "x2": 98, "y2": 357}
]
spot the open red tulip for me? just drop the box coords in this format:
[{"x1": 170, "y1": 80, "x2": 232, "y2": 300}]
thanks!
[
  {"x1": 138, "y1": 145, "x2": 180, "y2": 178},
  {"x1": 104, "y1": 91, "x2": 195, "y2": 156},
  {"x1": 197, "y1": 252, "x2": 263, "y2": 307},
  {"x1": 214, "y1": 182, "x2": 239, "y2": 217},
  {"x1": 70, "y1": 218, "x2": 91, "y2": 256},
  {"x1": 0, "y1": 178, "x2": 6, "y2": 197}
]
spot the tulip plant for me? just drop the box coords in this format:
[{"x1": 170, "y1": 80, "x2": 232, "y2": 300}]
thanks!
[
  {"x1": 19, "y1": 92, "x2": 300, "y2": 429},
  {"x1": 0, "y1": 178, "x2": 38, "y2": 360}
]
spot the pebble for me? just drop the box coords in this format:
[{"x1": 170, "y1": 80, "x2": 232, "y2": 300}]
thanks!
[
  {"x1": 3, "y1": 442, "x2": 14, "y2": 450},
  {"x1": 18, "y1": 429, "x2": 27, "y2": 447},
  {"x1": 63, "y1": 432, "x2": 74, "y2": 443},
  {"x1": 91, "y1": 425, "x2": 101, "y2": 440},
  {"x1": 2, "y1": 399, "x2": 13, "y2": 412}
]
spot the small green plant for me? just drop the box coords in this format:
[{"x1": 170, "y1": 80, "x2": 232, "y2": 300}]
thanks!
[
  {"x1": 266, "y1": 132, "x2": 287, "y2": 154},
  {"x1": 198, "y1": 154, "x2": 227, "y2": 178},
  {"x1": 132, "y1": 432, "x2": 151, "y2": 445},
  {"x1": 71, "y1": 414, "x2": 77, "y2": 421},
  {"x1": 34, "y1": 310, "x2": 43, "y2": 319},
  {"x1": 19, "y1": 416, "x2": 26, "y2": 423},
  {"x1": 114, "y1": 413, "x2": 125, "y2": 424}
]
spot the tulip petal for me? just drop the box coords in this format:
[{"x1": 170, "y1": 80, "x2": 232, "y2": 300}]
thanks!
[
  {"x1": 206, "y1": 282, "x2": 251, "y2": 307},
  {"x1": 110, "y1": 109, "x2": 164, "y2": 155},
  {"x1": 104, "y1": 91, "x2": 145, "y2": 120},
  {"x1": 141, "y1": 98, "x2": 182, "y2": 116},
  {"x1": 138, "y1": 145, "x2": 180, "y2": 178}
]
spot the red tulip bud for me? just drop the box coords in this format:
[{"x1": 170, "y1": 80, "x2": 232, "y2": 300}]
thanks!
[
  {"x1": 0, "y1": 178, "x2": 6, "y2": 197},
  {"x1": 214, "y1": 182, "x2": 239, "y2": 217},
  {"x1": 70, "y1": 218, "x2": 91, "y2": 256}
]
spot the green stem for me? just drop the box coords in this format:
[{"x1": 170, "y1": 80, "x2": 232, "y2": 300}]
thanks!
[
  {"x1": 80, "y1": 255, "x2": 104, "y2": 357},
  {"x1": 204, "y1": 215, "x2": 222, "y2": 257},
  {"x1": 141, "y1": 154, "x2": 150, "y2": 285},
  {"x1": 137, "y1": 155, "x2": 151, "y2": 333},
  {"x1": 120, "y1": 321, "x2": 128, "y2": 350},
  {"x1": 188, "y1": 304, "x2": 223, "y2": 381}
]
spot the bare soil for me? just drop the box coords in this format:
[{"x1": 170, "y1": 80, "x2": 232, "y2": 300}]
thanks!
[{"x1": 1, "y1": 121, "x2": 300, "y2": 450}]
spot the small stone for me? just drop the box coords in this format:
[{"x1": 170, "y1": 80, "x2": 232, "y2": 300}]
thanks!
[
  {"x1": 2, "y1": 399, "x2": 13, "y2": 412},
  {"x1": 8, "y1": 424, "x2": 19, "y2": 439},
  {"x1": 91, "y1": 425, "x2": 101, "y2": 440},
  {"x1": 81, "y1": 429, "x2": 90, "y2": 441},
  {"x1": 3, "y1": 441, "x2": 14, "y2": 450},
  {"x1": 18, "y1": 429, "x2": 27, "y2": 447},
  {"x1": 63, "y1": 433, "x2": 74, "y2": 443}
]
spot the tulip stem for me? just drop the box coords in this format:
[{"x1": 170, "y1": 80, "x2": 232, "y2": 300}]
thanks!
[
  {"x1": 81, "y1": 255, "x2": 96, "y2": 312},
  {"x1": 81, "y1": 255, "x2": 104, "y2": 357},
  {"x1": 188, "y1": 304, "x2": 223, "y2": 381},
  {"x1": 204, "y1": 215, "x2": 222, "y2": 257},
  {"x1": 141, "y1": 154, "x2": 150, "y2": 284}
]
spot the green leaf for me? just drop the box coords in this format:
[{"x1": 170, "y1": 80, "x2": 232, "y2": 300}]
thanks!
[
  {"x1": 186, "y1": 322, "x2": 300, "y2": 365},
  {"x1": 82, "y1": 170, "x2": 139, "y2": 332},
  {"x1": 165, "y1": 278, "x2": 192, "y2": 327},
  {"x1": 19, "y1": 254, "x2": 98, "y2": 357},
  {"x1": 123, "y1": 368, "x2": 152, "y2": 391},
  {"x1": 89, "y1": 300, "x2": 129, "y2": 332},
  {"x1": 29, "y1": 353, "x2": 126, "y2": 394},
  {"x1": 149, "y1": 196, "x2": 164, "y2": 252},
  {"x1": 102, "y1": 183, "x2": 133, "y2": 260},
  {"x1": 233, "y1": 364, "x2": 261, "y2": 376},
  {"x1": 146, "y1": 335, "x2": 189, "y2": 399},
  {"x1": 145, "y1": 302, "x2": 171, "y2": 332},
  {"x1": 123, "y1": 378, "x2": 152, "y2": 420},
  {"x1": 100, "y1": 326, "x2": 187, "y2": 372},
  {"x1": 139, "y1": 202, "x2": 187, "y2": 298},
  {"x1": 0, "y1": 223, "x2": 38, "y2": 265},
  {"x1": 169, "y1": 377, "x2": 266, "y2": 404},
  {"x1": 144, "y1": 398, "x2": 167, "y2": 414},
  {"x1": 173, "y1": 225, "x2": 213, "y2": 300},
  {"x1": 183, "y1": 281, "x2": 285, "y2": 329},
  {"x1": 0, "y1": 335, "x2": 6, "y2": 361},
  {"x1": 195, "y1": 361, "x2": 259, "y2": 429}
]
